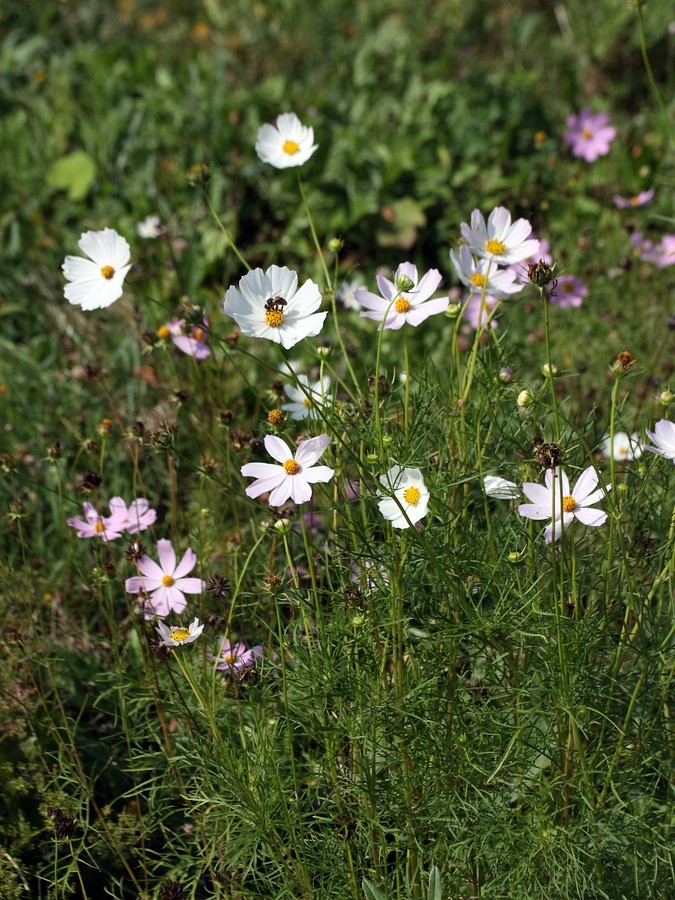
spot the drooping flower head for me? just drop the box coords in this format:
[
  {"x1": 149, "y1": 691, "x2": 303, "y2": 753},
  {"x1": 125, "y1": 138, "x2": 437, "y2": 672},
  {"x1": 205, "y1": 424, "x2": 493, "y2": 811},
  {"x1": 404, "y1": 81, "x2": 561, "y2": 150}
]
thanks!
[
  {"x1": 355, "y1": 262, "x2": 447, "y2": 330},
  {"x1": 518, "y1": 466, "x2": 610, "y2": 543},
  {"x1": 255, "y1": 112, "x2": 318, "y2": 169},
  {"x1": 125, "y1": 539, "x2": 205, "y2": 618},
  {"x1": 377, "y1": 465, "x2": 429, "y2": 529},
  {"x1": 207, "y1": 638, "x2": 263, "y2": 673},
  {"x1": 460, "y1": 206, "x2": 540, "y2": 267},
  {"x1": 156, "y1": 618, "x2": 204, "y2": 647},
  {"x1": 644, "y1": 419, "x2": 675, "y2": 463},
  {"x1": 62, "y1": 228, "x2": 132, "y2": 310},
  {"x1": 224, "y1": 265, "x2": 326, "y2": 350},
  {"x1": 564, "y1": 108, "x2": 616, "y2": 163},
  {"x1": 282, "y1": 375, "x2": 331, "y2": 421},
  {"x1": 241, "y1": 434, "x2": 334, "y2": 506}
]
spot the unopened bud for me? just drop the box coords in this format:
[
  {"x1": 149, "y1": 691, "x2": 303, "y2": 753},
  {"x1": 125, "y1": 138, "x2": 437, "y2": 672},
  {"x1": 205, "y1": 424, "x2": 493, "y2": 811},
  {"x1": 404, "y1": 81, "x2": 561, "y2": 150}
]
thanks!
[
  {"x1": 328, "y1": 237, "x2": 343, "y2": 252},
  {"x1": 498, "y1": 367, "x2": 513, "y2": 383},
  {"x1": 395, "y1": 274, "x2": 415, "y2": 293},
  {"x1": 659, "y1": 390, "x2": 674, "y2": 407},
  {"x1": 517, "y1": 389, "x2": 533, "y2": 408},
  {"x1": 542, "y1": 363, "x2": 558, "y2": 378},
  {"x1": 445, "y1": 302, "x2": 461, "y2": 318}
]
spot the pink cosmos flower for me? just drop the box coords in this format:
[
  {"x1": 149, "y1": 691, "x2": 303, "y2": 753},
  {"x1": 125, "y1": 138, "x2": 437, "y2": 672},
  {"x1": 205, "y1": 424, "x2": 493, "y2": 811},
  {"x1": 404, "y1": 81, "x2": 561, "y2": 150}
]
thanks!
[
  {"x1": 355, "y1": 262, "x2": 447, "y2": 330},
  {"x1": 160, "y1": 318, "x2": 211, "y2": 359},
  {"x1": 548, "y1": 274, "x2": 588, "y2": 309},
  {"x1": 462, "y1": 292, "x2": 500, "y2": 330},
  {"x1": 460, "y1": 207, "x2": 540, "y2": 266},
  {"x1": 207, "y1": 638, "x2": 263, "y2": 673},
  {"x1": 564, "y1": 109, "x2": 616, "y2": 163},
  {"x1": 107, "y1": 497, "x2": 157, "y2": 533},
  {"x1": 67, "y1": 502, "x2": 126, "y2": 541},
  {"x1": 125, "y1": 539, "x2": 205, "y2": 618},
  {"x1": 518, "y1": 466, "x2": 611, "y2": 543},
  {"x1": 645, "y1": 419, "x2": 675, "y2": 463},
  {"x1": 241, "y1": 434, "x2": 334, "y2": 506},
  {"x1": 613, "y1": 189, "x2": 655, "y2": 209},
  {"x1": 630, "y1": 231, "x2": 660, "y2": 264},
  {"x1": 654, "y1": 235, "x2": 675, "y2": 268}
]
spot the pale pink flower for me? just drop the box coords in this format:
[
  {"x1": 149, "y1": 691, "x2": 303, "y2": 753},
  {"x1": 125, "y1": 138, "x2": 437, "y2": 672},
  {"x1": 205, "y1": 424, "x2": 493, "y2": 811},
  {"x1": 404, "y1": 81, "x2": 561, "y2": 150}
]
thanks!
[
  {"x1": 161, "y1": 318, "x2": 211, "y2": 359},
  {"x1": 125, "y1": 539, "x2": 205, "y2": 618},
  {"x1": 355, "y1": 262, "x2": 446, "y2": 329},
  {"x1": 613, "y1": 189, "x2": 655, "y2": 209},
  {"x1": 548, "y1": 275, "x2": 587, "y2": 309},
  {"x1": 564, "y1": 109, "x2": 616, "y2": 163},
  {"x1": 462, "y1": 292, "x2": 500, "y2": 330},
  {"x1": 67, "y1": 502, "x2": 125, "y2": 541},
  {"x1": 654, "y1": 235, "x2": 675, "y2": 268},
  {"x1": 518, "y1": 466, "x2": 611, "y2": 543},
  {"x1": 460, "y1": 206, "x2": 540, "y2": 266},
  {"x1": 241, "y1": 434, "x2": 334, "y2": 506},
  {"x1": 107, "y1": 497, "x2": 157, "y2": 533},
  {"x1": 645, "y1": 419, "x2": 675, "y2": 463},
  {"x1": 207, "y1": 638, "x2": 263, "y2": 673}
]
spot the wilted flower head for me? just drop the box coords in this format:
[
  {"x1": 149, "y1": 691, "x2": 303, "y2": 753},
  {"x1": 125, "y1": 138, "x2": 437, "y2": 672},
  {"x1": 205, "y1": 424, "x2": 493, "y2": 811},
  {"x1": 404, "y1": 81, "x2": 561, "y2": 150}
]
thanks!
[
  {"x1": 518, "y1": 466, "x2": 610, "y2": 543},
  {"x1": 62, "y1": 228, "x2": 132, "y2": 311},
  {"x1": 255, "y1": 112, "x2": 318, "y2": 169},
  {"x1": 224, "y1": 265, "x2": 326, "y2": 350},
  {"x1": 564, "y1": 109, "x2": 616, "y2": 162},
  {"x1": 156, "y1": 618, "x2": 204, "y2": 647},
  {"x1": 355, "y1": 262, "x2": 447, "y2": 329}
]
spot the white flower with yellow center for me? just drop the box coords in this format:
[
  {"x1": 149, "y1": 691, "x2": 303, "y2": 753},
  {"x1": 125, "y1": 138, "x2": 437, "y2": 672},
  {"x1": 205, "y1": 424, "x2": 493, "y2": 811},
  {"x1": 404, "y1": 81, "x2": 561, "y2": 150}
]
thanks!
[
  {"x1": 377, "y1": 465, "x2": 429, "y2": 529},
  {"x1": 224, "y1": 265, "x2": 327, "y2": 350},
  {"x1": 156, "y1": 617, "x2": 204, "y2": 648},
  {"x1": 355, "y1": 262, "x2": 446, "y2": 330},
  {"x1": 461, "y1": 206, "x2": 539, "y2": 266},
  {"x1": 62, "y1": 228, "x2": 132, "y2": 310},
  {"x1": 645, "y1": 419, "x2": 675, "y2": 463},
  {"x1": 518, "y1": 466, "x2": 611, "y2": 544},
  {"x1": 600, "y1": 432, "x2": 642, "y2": 462},
  {"x1": 255, "y1": 112, "x2": 318, "y2": 169},
  {"x1": 450, "y1": 245, "x2": 522, "y2": 298},
  {"x1": 241, "y1": 434, "x2": 334, "y2": 506},
  {"x1": 282, "y1": 375, "x2": 331, "y2": 421}
]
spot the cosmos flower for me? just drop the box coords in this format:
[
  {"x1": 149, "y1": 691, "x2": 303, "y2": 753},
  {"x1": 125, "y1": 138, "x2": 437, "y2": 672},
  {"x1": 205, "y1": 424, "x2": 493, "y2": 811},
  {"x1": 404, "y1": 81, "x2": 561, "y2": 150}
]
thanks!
[
  {"x1": 125, "y1": 539, "x2": 205, "y2": 618},
  {"x1": 156, "y1": 618, "x2": 204, "y2": 647},
  {"x1": 645, "y1": 419, "x2": 675, "y2": 463},
  {"x1": 255, "y1": 112, "x2": 318, "y2": 169},
  {"x1": 62, "y1": 228, "x2": 132, "y2": 311},
  {"x1": 483, "y1": 475, "x2": 520, "y2": 499},
  {"x1": 613, "y1": 189, "x2": 655, "y2": 209},
  {"x1": 518, "y1": 466, "x2": 611, "y2": 543},
  {"x1": 207, "y1": 638, "x2": 263, "y2": 673},
  {"x1": 158, "y1": 318, "x2": 211, "y2": 359},
  {"x1": 282, "y1": 374, "x2": 331, "y2": 421},
  {"x1": 460, "y1": 206, "x2": 540, "y2": 267},
  {"x1": 355, "y1": 262, "x2": 447, "y2": 329},
  {"x1": 653, "y1": 235, "x2": 675, "y2": 268},
  {"x1": 377, "y1": 465, "x2": 429, "y2": 529},
  {"x1": 462, "y1": 293, "x2": 500, "y2": 330},
  {"x1": 241, "y1": 434, "x2": 334, "y2": 506},
  {"x1": 224, "y1": 265, "x2": 326, "y2": 350},
  {"x1": 336, "y1": 277, "x2": 366, "y2": 311},
  {"x1": 548, "y1": 274, "x2": 588, "y2": 309},
  {"x1": 600, "y1": 432, "x2": 642, "y2": 462},
  {"x1": 136, "y1": 215, "x2": 164, "y2": 238},
  {"x1": 67, "y1": 502, "x2": 126, "y2": 541},
  {"x1": 450, "y1": 245, "x2": 523, "y2": 298},
  {"x1": 107, "y1": 497, "x2": 157, "y2": 533},
  {"x1": 564, "y1": 109, "x2": 616, "y2": 163}
]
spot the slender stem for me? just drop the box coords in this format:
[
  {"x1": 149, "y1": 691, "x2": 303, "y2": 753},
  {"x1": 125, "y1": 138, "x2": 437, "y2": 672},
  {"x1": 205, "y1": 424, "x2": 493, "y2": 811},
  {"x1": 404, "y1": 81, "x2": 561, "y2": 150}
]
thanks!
[{"x1": 202, "y1": 188, "x2": 251, "y2": 271}]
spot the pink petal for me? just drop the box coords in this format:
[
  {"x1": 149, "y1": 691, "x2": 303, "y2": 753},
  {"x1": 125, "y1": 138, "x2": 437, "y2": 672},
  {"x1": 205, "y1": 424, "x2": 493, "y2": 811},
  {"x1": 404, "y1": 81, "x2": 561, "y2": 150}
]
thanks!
[
  {"x1": 174, "y1": 576, "x2": 204, "y2": 594},
  {"x1": 157, "y1": 539, "x2": 176, "y2": 575},
  {"x1": 173, "y1": 547, "x2": 197, "y2": 580},
  {"x1": 137, "y1": 556, "x2": 165, "y2": 581}
]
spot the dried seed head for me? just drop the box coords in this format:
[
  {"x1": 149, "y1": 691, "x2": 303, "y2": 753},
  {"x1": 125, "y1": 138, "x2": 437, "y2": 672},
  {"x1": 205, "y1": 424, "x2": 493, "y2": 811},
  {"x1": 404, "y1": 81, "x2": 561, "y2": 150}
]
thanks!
[
  {"x1": 611, "y1": 351, "x2": 635, "y2": 378},
  {"x1": 527, "y1": 259, "x2": 556, "y2": 288},
  {"x1": 206, "y1": 575, "x2": 230, "y2": 599},
  {"x1": 159, "y1": 880, "x2": 185, "y2": 900},
  {"x1": 533, "y1": 438, "x2": 562, "y2": 470},
  {"x1": 79, "y1": 471, "x2": 102, "y2": 492},
  {"x1": 46, "y1": 808, "x2": 77, "y2": 840}
]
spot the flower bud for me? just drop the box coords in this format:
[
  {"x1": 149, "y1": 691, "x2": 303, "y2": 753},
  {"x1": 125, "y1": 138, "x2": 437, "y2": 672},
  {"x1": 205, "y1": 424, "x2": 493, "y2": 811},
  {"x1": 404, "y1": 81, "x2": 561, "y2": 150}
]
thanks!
[
  {"x1": 659, "y1": 390, "x2": 674, "y2": 407},
  {"x1": 395, "y1": 274, "x2": 415, "y2": 293},
  {"x1": 328, "y1": 237, "x2": 343, "y2": 252},
  {"x1": 517, "y1": 389, "x2": 533, "y2": 408},
  {"x1": 508, "y1": 551, "x2": 524, "y2": 564},
  {"x1": 367, "y1": 453, "x2": 379, "y2": 463},
  {"x1": 541, "y1": 363, "x2": 557, "y2": 378},
  {"x1": 445, "y1": 303, "x2": 462, "y2": 318},
  {"x1": 498, "y1": 367, "x2": 513, "y2": 383}
]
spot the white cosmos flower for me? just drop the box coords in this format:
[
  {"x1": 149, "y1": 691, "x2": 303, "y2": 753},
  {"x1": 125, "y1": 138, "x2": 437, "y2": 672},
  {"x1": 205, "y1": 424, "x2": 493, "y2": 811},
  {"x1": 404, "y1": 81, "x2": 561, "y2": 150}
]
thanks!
[
  {"x1": 450, "y1": 245, "x2": 523, "y2": 298},
  {"x1": 483, "y1": 475, "x2": 520, "y2": 499},
  {"x1": 241, "y1": 434, "x2": 334, "y2": 506},
  {"x1": 224, "y1": 265, "x2": 327, "y2": 350},
  {"x1": 460, "y1": 206, "x2": 540, "y2": 266},
  {"x1": 255, "y1": 112, "x2": 318, "y2": 169},
  {"x1": 600, "y1": 432, "x2": 642, "y2": 462},
  {"x1": 336, "y1": 277, "x2": 366, "y2": 311},
  {"x1": 377, "y1": 465, "x2": 429, "y2": 529},
  {"x1": 156, "y1": 617, "x2": 205, "y2": 648},
  {"x1": 282, "y1": 375, "x2": 331, "y2": 421},
  {"x1": 518, "y1": 466, "x2": 611, "y2": 544},
  {"x1": 645, "y1": 418, "x2": 675, "y2": 463},
  {"x1": 136, "y1": 215, "x2": 163, "y2": 238},
  {"x1": 62, "y1": 228, "x2": 132, "y2": 310},
  {"x1": 355, "y1": 262, "x2": 447, "y2": 330}
]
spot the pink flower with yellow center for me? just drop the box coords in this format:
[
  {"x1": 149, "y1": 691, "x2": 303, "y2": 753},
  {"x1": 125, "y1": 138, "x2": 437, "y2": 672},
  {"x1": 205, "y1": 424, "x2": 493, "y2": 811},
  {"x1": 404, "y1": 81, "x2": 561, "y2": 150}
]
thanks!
[
  {"x1": 241, "y1": 434, "x2": 334, "y2": 506},
  {"x1": 207, "y1": 638, "x2": 263, "y2": 673},
  {"x1": 564, "y1": 108, "x2": 616, "y2": 163},
  {"x1": 67, "y1": 502, "x2": 126, "y2": 541},
  {"x1": 125, "y1": 539, "x2": 205, "y2": 618},
  {"x1": 355, "y1": 262, "x2": 446, "y2": 330}
]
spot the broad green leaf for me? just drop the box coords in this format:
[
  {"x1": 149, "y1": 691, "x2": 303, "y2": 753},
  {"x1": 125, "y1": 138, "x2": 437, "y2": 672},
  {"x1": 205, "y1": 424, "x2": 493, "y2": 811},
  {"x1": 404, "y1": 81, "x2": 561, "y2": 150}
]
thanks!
[
  {"x1": 362, "y1": 878, "x2": 388, "y2": 900},
  {"x1": 428, "y1": 866, "x2": 442, "y2": 900},
  {"x1": 46, "y1": 150, "x2": 97, "y2": 200}
]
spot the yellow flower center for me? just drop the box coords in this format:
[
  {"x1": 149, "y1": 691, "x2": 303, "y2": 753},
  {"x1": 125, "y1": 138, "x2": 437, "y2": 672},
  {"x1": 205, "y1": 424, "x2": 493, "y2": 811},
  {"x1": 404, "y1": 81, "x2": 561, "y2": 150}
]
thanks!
[
  {"x1": 470, "y1": 273, "x2": 487, "y2": 287},
  {"x1": 171, "y1": 627, "x2": 190, "y2": 642},
  {"x1": 162, "y1": 575, "x2": 175, "y2": 587},
  {"x1": 193, "y1": 328, "x2": 205, "y2": 341},
  {"x1": 485, "y1": 239, "x2": 506, "y2": 256},
  {"x1": 618, "y1": 446, "x2": 627, "y2": 457},
  {"x1": 630, "y1": 196, "x2": 639, "y2": 206},
  {"x1": 267, "y1": 408, "x2": 284, "y2": 425},
  {"x1": 395, "y1": 298, "x2": 411, "y2": 313},
  {"x1": 303, "y1": 397, "x2": 313, "y2": 408},
  {"x1": 283, "y1": 459, "x2": 300, "y2": 475},
  {"x1": 265, "y1": 309, "x2": 285, "y2": 327},
  {"x1": 95, "y1": 522, "x2": 105, "y2": 533},
  {"x1": 223, "y1": 652, "x2": 237, "y2": 663},
  {"x1": 581, "y1": 128, "x2": 592, "y2": 139},
  {"x1": 403, "y1": 486, "x2": 421, "y2": 506},
  {"x1": 157, "y1": 325, "x2": 171, "y2": 339},
  {"x1": 562, "y1": 495, "x2": 576, "y2": 513},
  {"x1": 100, "y1": 265, "x2": 115, "y2": 279},
  {"x1": 282, "y1": 139, "x2": 300, "y2": 155},
  {"x1": 563, "y1": 282, "x2": 573, "y2": 293}
]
